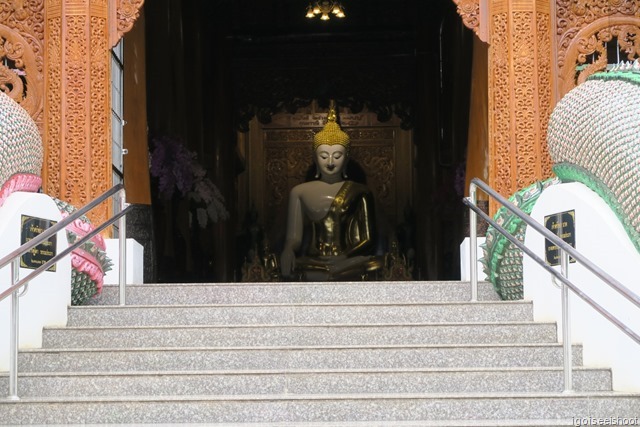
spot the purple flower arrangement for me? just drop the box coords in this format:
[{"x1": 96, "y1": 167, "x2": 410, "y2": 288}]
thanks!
[{"x1": 150, "y1": 135, "x2": 229, "y2": 228}]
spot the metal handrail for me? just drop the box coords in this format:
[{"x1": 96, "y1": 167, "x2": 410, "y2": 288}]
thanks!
[
  {"x1": 1, "y1": 184, "x2": 131, "y2": 400},
  {"x1": 464, "y1": 177, "x2": 640, "y2": 392}
]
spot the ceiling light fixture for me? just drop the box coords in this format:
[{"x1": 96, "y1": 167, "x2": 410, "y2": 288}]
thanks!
[{"x1": 305, "y1": 1, "x2": 346, "y2": 20}]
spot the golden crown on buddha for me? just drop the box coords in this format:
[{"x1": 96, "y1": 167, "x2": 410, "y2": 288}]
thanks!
[{"x1": 313, "y1": 101, "x2": 350, "y2": 152}]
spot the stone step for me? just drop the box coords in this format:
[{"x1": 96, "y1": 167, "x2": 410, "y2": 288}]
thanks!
[
  {"x1": 68, "y1": 301, "x2": 534, "y2": 327},
  {"x1": 88, "y1": 281, "x2": 501, "y2": 306},
  {"x1": 0, "y1": 421, "x2": 586, "y2": 427},
  {"x1": 6, "y1": 280, "x2": 633, "y2": 427},
  {"x1": 17, "y1": 344, "x2": 583, "y2": 373},
  {"x1": 41, "y1": 322, "x2": 558, "y2": 348},
  {"x1": 0, "y1": 421, "x2": 589, "y2": 427},
  {"x1": 0, "y1": 367, "x2": 612, "y2": 397},
  {"x1": 1, "y1": 392, "x2": 638, "y2": 425}
]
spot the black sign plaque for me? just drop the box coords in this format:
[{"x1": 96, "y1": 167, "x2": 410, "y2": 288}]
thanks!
[
  {"x1": 20, "y1": 215, "x2": 57, "y2": 272},
  {"x1": 544, "y1": 210, "x2": 576, "y2": 266}
]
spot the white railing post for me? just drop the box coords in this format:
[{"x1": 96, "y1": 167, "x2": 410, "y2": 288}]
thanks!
[
  {"x1": 118, "y1": 189, "x2": 127, "y2": 306},
  {"x1": 8, "y1": 258, "x2": 20, "y2": 400},
  {"x1": 560, "y1": 248, "x2": 573, "y2": 392},
  {"x1": 469, "y1": 182, "x2": 478, "y2": 302}
]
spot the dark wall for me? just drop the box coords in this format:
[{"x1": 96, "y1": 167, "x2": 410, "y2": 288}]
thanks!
[
  {"x1": 413, "y1": 1, "x2": 473, "y2": 279},
  {"x1": 145, "y1": 0, "x2": 237, "y2": 282}
]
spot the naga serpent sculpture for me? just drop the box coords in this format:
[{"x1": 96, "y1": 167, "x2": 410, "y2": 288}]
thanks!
[
  {"x1": 483, "y1": 62, "x2": 640, "y2": 300},
  {"x1": 0, "y1": 91, "x2": 110, "y2": 305}
]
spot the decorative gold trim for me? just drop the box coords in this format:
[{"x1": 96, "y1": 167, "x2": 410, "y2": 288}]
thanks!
[{"x1": 0, "y1": 1, "x2": 44, "y2": 129}]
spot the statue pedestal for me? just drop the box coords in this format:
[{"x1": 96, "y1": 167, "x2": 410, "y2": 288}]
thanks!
[
  {"x1": 103, "y1": 238, "x2": 144, "y2": 285},
  {"x1": 0, "y1": 192, "x2": 71, "y2": 370},
  {"x1": 524, "y1": 182, "x2": 640, "y2": 391},
  {"x1": 459, "y1": 237, "x2": 486, "y2": 281}
]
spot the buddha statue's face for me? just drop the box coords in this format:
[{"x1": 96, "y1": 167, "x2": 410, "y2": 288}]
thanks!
[{"x1": 315, "y1": 144, "x2": 347, "y2": 180}]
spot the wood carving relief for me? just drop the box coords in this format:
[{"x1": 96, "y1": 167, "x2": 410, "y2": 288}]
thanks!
[
  {"x1": 350, "y1": 140, "x2": 396, "y2": 216},
  {"x1": 39, "y1": 0, "x2": 142, "y2": 226},
  {"x1": 264, "y1": 139, "x2": 313, "y2": 247},
  {"x1": 234, "y1": 67, "x2": 416, "y2": 133},
  {"x1": 489, "y1": 12, "x2": 512, "y2": 199},
  {"x1": 537, "y1": 11, "x2": 553, "y2": 178},
  {"x1": 111, "y1": 0, "x2": 144, "y2": 48},
  {"x1": 0, "y1": 0, "x2": 44, "y2": 128},
  {"x1": 0, "y1": 0, "x2": 144, "y2": 224},
  {"x1": 43, "y1": 0, "x2": 108, "y2": 225},
  {"x1": 453, "y1": 0, "x2": 485, "y2": 40},
  {"x1": 64, "y1": 14, "x2": 89, "y2": 206},
  {"x1": 457, "y1": 1, "x2": 553, "y2": 211},
  {"x1": 556, "y1": 0, "x2": 640, "y2": 96},
  {"x1": 89, "y1": 10, "x2": 110, "y2": 224},
  {"x1": 44, "y1": 8, "x2": 62, "y2": 200},
  {"x1": 512, "y1": 11, "x2": 537, "y2": 190}
]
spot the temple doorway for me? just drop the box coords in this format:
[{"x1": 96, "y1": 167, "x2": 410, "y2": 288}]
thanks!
[{"x1": 141, "y1": 0, "x2": 474, "y2": 282}]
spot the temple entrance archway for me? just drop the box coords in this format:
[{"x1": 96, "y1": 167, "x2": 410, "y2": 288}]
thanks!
[{"x1": 143, "y1": 0, "x2": 474, "y2": 282}]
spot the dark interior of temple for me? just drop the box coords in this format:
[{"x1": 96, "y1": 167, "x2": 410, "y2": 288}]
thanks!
[{"x1": 142, "y1": 0, "x2": 474, "y2": 283}]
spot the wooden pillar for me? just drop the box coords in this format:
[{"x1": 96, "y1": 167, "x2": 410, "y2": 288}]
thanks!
[
  {"x1": 44, "y1": 0, "x2": 111, "y2": 224},
  {"x1": 488, "y1": 0, "x2": 553, "y2": 209},
  {"x1": 122, "y1": 8, "x2": 150, "y2": 205},
  {"x1": 44, "y1": 0, "x2": 143, "y2": 225},
  {"x1": 454, "y1": 0, "x2": 554, "y2": 213},
  {"x1": 464, "y1": 37, "x2": 488, "y2": 199}
]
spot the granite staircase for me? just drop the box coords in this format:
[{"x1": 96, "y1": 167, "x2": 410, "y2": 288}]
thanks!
[{"x1": 1, "y1": 281, "x2": 639, "y2": 425}]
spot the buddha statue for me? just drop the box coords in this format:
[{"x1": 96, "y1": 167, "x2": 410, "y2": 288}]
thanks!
[{"x1": 280, "y1": 102, "x2": 383, "y2": 281}]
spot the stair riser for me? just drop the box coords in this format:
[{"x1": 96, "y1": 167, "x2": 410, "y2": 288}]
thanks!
[
  {"x1": 1, "y1": 396, "x2": 638, "y2": 424},
  {"x1": 0, "y1": 370, "x2": 612, "y2": 397},
  {"x1": 4, "y1": 279, "x2": 637, "y2": 425},
  {"x1": 42, "y1": 324, "x2": 558, "y2": 348},
  {"x1": 18, "y1": 346, "x2": 583, "y2": 373},
  {"x1": 68, "y1": 303, "x2": 534, "y2": 327},
  {"x1": 89, "y1": 282, "x2": 501, "y2": 305}
]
